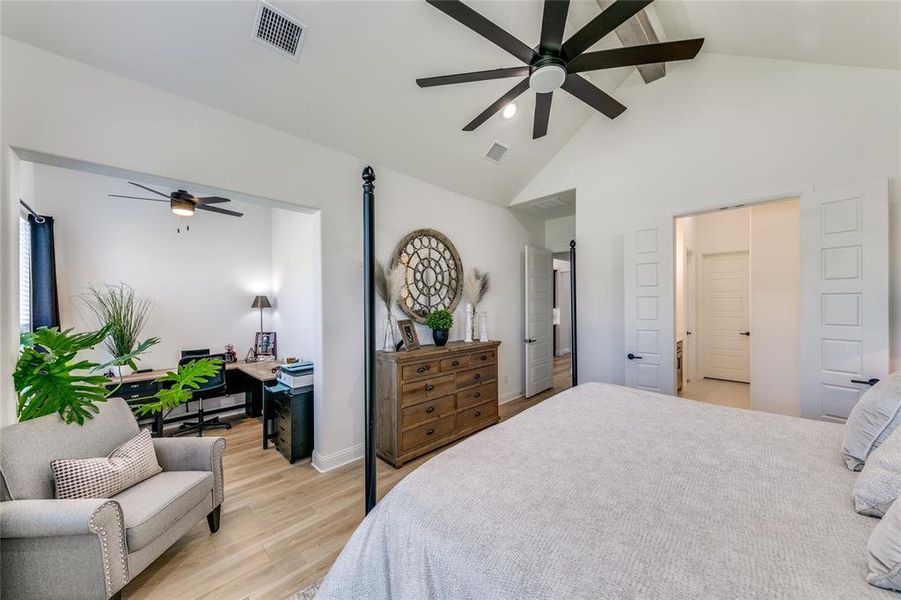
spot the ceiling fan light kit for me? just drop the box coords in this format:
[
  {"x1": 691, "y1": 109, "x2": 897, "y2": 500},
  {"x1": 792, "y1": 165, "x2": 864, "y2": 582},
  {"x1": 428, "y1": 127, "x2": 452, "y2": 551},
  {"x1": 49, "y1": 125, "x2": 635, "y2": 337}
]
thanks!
[
  {"x1": 417, "y1": 0, "x2": 704, "y2": 139},
  {"x1": 108, "y1": 182, "x2": 244, "y2": 232}
]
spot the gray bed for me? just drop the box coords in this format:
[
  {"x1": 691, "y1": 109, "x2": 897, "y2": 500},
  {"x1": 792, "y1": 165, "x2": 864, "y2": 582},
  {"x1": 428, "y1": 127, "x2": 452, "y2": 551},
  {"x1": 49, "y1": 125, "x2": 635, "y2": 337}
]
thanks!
[{"x1": 317, "y1": 383, "x2": 894, "y2": 599}]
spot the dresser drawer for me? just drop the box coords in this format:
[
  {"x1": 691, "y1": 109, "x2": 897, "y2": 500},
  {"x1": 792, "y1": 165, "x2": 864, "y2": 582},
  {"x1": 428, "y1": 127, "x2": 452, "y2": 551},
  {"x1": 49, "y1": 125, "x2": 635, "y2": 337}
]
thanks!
[
  {"x1": 471, "y1": 349, "x2": 496, "y2": 367},
  {"x1": 440, "y1": 355, "x2": 470, "y2": 372},
  {"x1": 402, "y1": 374, "x2": 455, "y2": 405},
  {"x1": 402, "y1": 395, "x2": 455, "y2": 429},
  {"x1": 402, "y1": 360, "x2": 440, "y2": 382},
  {"x1": 402, "y1": 414, "x2": 455, "y2": 452},
  {"x1": 455, "y1": 365, "x2": 495, "y2": 390},
  {"x1": 456, "y1": 382, "x2": 497, "y2": 410},
  {"x1": 457, "y1": 400, "x2": 497, "y2": 431},
  {"x1": 112, "y1": 380, "x2": 159, "y2": 400}
]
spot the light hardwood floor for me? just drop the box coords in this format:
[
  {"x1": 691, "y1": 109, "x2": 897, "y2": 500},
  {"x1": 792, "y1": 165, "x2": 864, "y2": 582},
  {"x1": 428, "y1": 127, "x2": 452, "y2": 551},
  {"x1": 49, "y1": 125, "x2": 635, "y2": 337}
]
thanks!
[
  {"x1": 679, "y1": 377, "x2": 750, "y2": 410},
  {"x1": 124, "y1": 355, "x2": 572, "y2": 599}
]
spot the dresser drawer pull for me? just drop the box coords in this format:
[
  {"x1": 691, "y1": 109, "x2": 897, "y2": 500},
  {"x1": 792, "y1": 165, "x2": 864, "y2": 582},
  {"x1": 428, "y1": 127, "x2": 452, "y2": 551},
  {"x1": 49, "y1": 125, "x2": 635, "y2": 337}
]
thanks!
[
  {"x1": 474, "y1": 392, "x2": 481, "y2": 399},
  {"x1": 417, "y1": 366, "x2": 428, "y2": 374},
  {"x1": 474, "y1": 411, "x2": 482, "y2": 417},
  {"x1": 473, "y1": 374, "x2": 481, "y2": 380},
  {"x1": 426, "y1": 428, "x2": 435, "y2": 435},
  {"x1": 480, "y1": 355, "x2": 488, "y2": 361},
  {"x1": 426, "y1": 406, "x2": 435, "y2": 413},
  {"x1": 425, "y1": 384, "x2": 434, "y2": 392},
  {"x1": 451, "y1": 360, "x2": 459, "y2": 367}
]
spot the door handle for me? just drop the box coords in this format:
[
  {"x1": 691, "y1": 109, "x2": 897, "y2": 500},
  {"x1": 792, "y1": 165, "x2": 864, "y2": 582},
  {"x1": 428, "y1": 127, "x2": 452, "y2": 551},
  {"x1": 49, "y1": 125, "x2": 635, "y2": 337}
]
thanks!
[
  {"x1": 627, "y1": 353, "x2": 643, "y2": 360},
  {"x1": 523, "y1": 338, "x2": 536, "y2": 344},
  {"x1": 739, "y1": 331, "x2": 751, "y2": 336},
  {"x1": 686, "y1": 331, "x2": 692, "y2": 336},
  {"x1": 851, "y1": 378, "x2": 880, "y2": 386}
]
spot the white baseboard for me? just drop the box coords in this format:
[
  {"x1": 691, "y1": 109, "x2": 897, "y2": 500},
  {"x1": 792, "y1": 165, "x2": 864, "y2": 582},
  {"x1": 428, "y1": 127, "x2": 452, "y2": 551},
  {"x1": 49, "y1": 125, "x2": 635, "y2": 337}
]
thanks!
[
  {"x1": 312, "y1": 443, "x2": 364, "y2": 473},
  {"x1": 499, "y1": 389, "x2": 524, "y2": 405}
]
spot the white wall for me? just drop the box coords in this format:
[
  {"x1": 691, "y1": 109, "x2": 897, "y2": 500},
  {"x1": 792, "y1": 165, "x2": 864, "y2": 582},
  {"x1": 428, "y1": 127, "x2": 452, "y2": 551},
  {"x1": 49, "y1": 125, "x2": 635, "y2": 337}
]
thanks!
[
  {"x1": 553, "y1": 258, "x2": 571, "y2": 355},
  {"x1": 271, "y1": 207, "x2": 317, "y2": 363},
  {"x1": 750, "y1": 199, "x2": 801, "y2": 416},
  {"x1": 0, "y1": 39, "x2": 533, "y2": 471},
  {"x1": 515, "y1": 52, "x2": 900, "y2": 387},
  {"x1": 544, "y1": 214, "x2": 575, "y2": 253},
  {"x1": 27, "y1": 162, "x2": 275, "y2": 367}
]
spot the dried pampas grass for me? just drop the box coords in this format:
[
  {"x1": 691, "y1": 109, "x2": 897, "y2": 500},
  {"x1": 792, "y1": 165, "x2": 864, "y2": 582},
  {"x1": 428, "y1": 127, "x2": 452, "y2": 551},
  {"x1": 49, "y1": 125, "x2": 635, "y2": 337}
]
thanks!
[
  {"x1": 464, "y1": 268, "x2": 490, "y2": 308},
  {"x1": 375, "y1": 261, "x2": 406, "y2": 313}
]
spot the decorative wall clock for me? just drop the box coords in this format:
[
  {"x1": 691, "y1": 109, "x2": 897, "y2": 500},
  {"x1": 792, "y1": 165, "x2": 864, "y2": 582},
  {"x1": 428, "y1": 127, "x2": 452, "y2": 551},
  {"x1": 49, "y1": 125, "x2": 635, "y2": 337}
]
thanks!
[{"x1": 391, "y1": 228, "x2": 463, "y2": 323}]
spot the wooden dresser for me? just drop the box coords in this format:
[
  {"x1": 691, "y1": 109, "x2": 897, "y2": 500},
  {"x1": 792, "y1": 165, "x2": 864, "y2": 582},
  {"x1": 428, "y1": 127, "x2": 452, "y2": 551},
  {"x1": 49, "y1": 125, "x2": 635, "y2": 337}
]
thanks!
[{"x1": 376, "y1": 340, "x2": 501, "y2": 468}]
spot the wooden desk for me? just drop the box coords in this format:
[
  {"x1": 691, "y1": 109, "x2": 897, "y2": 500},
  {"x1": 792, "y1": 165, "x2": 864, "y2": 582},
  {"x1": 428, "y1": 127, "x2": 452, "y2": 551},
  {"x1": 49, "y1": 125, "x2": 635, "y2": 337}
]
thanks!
[{"x1": 108, "y1": 360, "x2": 284, "y2": 437}]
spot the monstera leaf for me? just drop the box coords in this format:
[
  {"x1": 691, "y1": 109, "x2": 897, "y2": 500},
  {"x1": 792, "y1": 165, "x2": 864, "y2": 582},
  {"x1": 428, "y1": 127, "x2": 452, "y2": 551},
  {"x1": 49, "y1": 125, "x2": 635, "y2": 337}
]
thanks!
[
  {"x1": 135, "y1": 358, "x2": 223, "y2": 416},
  {"x1": 14, "y1": 326, "x2": 114, "y2": 424}
]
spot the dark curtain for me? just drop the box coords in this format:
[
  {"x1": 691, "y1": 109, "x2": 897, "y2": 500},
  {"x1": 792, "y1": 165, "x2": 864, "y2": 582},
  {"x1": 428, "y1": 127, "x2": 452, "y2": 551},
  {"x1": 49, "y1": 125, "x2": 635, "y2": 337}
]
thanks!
[{"x1": 29, "y1": 214, "x2": 60, "y2": 330}]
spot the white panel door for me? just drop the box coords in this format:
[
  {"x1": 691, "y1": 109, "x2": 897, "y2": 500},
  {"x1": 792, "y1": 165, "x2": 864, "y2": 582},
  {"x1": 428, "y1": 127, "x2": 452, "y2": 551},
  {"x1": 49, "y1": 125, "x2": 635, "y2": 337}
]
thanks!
[
  {"x1": 525, "y1": 246, "x2": 554, "y2": 397},
  {"x1": 702, "y1": 252, "x2": 750, "y2": 383},
  {"x1": 800, "y1": 179, "x2": 889, "y2": 421},
  {"x1": 624, "y1": 220, "x2": 675, "y2": 394}
]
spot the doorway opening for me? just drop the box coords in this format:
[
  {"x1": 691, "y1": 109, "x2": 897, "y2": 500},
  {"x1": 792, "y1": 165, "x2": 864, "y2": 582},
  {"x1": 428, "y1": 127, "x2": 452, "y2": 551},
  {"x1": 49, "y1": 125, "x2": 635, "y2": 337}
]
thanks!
[{"x1": 674, "y1": 198, "x2": 800, "y2": 412}]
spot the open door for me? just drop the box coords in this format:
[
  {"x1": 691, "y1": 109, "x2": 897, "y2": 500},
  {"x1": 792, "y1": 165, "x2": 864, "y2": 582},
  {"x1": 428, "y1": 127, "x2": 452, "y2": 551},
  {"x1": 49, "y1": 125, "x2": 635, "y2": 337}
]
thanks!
[
  {"x1": 624, "y1": 220, "x2": 675, "y2": 394},
  {"x1": 525, "y1": 245, "x2": 554, "y2": 397},
  {"x1": 800, "y1": 179, "x2": 889, "y2": 421}
]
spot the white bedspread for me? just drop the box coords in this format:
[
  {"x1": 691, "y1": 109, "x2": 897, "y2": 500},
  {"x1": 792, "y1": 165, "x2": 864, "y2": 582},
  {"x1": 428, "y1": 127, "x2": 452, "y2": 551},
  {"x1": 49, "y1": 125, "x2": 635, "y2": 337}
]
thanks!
[{"x1": 317, "y1": 383, "x2": 893, "y2": 599}]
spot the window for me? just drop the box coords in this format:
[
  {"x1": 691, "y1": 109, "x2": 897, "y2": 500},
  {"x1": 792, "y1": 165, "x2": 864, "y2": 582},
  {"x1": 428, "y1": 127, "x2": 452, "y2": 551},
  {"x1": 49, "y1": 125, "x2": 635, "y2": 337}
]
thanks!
[{"x1": 19, "y1": 213, "x2": 31, "y2": 333}]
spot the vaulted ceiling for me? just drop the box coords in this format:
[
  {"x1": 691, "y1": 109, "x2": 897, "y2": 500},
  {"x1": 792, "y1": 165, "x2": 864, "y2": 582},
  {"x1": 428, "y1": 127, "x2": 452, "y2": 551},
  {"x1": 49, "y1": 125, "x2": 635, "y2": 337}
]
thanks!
[{"x1": 2, "y1": 1, "x2": 898, "y2": 206}]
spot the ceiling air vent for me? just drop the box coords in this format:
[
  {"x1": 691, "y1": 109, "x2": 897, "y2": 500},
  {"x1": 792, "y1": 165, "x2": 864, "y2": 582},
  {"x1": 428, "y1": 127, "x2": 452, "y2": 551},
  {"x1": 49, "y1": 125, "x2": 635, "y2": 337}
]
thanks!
[
  {"x1": 253, "y1": 2, "x2": 307, "y2": 61},
  {"x1": 484, "y1": 141, "x2": 510, "y2": 164}
]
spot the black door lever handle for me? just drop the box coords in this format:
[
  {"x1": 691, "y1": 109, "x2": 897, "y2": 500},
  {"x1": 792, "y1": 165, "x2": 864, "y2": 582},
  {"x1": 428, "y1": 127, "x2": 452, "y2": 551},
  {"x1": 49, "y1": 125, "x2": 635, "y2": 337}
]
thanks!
[
  {"x1": 739, "y1": 331, "x2": 751, "y2": 336},
  {"x1": 627, "y1": 353, "x2": 643, "y2": 360},
  {"x1": 851, "y1": 378, "x2": 880, "y2": 386}
]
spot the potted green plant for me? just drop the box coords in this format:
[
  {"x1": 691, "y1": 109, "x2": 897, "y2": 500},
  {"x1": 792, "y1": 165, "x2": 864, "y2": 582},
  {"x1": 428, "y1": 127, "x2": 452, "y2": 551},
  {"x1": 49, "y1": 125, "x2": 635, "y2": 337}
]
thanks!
[
  {"x1": 14, "y1": 326, "x2": 220, "y2": 425},
  {"x1": 80, "y1": 283, "x2": 159, "y2": 376},
  {"x1": 425, "y1": 309, "x2": 453, "y2": 347}
]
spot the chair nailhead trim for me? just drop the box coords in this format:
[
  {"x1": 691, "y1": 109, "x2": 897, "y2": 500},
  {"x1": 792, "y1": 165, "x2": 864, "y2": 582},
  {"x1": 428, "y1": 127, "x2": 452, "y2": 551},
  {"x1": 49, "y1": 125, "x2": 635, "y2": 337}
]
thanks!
[{"x1": 89, "y1": 501, "x2": 129, "y2": 597}]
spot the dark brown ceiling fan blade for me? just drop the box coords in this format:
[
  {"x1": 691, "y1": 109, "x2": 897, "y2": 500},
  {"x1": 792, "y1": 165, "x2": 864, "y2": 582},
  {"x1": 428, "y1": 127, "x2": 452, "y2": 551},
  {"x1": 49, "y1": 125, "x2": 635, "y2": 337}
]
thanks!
[
  {"x1": 426, "y1": 0, "x2": 537, "y2": 64},
  {"x1": 533, "y1": 93, "x2": 553, "y2": 139},
  {"x1": 128, "y1": 181, "x2": 170, "y2": 198},
  {"x1": 417, "y1": 66, "x2": 530, "y2": 88},
  {"x1": 108, "y1": 194, "x2": 168, "y2": 202},
  {"x1": 568, "y1": 38, "x2": 704, "y2": 73},
  {"x1": 560, "y1": 0, "x2": 653, "y2": 61},
  {"x1": 195, "y1": 196, "x2": 232, "y2": 205},
  {"x1": 463, "y1": 78, "x2": 530, "y2": 131},
  {"x1": 539, "y1": 0, "x2": 570, "y2": 55},
  {"x1": 196, "y1": 204, "x2": 243, "y2": 217},
  {"x1": 561, "y1": 74, "x2": 626, "y2": 119}
]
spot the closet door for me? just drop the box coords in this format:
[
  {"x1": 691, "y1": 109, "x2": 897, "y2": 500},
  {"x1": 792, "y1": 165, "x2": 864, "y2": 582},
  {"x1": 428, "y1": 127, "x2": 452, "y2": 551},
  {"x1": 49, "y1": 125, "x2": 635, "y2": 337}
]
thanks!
[
  {"x1": 800, "y1": 179, "x2": 889, "y2": 421},
  {"x1": 624, "y1": 219, "x2": 675, "y2": 394},
  {"x1": 524, "y1": 245, "x2": 554, "y2": 397}
]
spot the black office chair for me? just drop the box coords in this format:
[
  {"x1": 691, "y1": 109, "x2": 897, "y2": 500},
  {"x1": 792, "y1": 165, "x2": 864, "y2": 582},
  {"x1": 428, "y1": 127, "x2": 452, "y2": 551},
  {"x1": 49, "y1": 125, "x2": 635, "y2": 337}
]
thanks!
[
  {"x1": 181, "y1": 348, "x2": 211, "y2": 359},
  {"x1": 174, "y1": 352, "x2": 231, "y2": 436}
]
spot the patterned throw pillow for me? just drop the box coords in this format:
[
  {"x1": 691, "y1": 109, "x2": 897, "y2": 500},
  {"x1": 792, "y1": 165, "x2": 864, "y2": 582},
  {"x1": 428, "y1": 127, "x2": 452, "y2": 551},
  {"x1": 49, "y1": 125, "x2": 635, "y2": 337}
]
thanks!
[
  {"x1": 51, "y1": 429, "x2": 162, "y2": 499},
  {"x1": 854, "y1": 426, "x2": 901, "y2": 517}
]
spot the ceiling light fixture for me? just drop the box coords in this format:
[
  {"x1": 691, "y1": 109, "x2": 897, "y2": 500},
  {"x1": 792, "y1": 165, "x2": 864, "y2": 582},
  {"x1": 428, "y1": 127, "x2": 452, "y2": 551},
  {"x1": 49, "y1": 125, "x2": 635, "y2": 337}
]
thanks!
[
  {"x1": 170, "y1": 198, "x2": 195, "y2": 217},
  {"x1": 502, "y1": 102, "x2": 517, "y2": 119}
]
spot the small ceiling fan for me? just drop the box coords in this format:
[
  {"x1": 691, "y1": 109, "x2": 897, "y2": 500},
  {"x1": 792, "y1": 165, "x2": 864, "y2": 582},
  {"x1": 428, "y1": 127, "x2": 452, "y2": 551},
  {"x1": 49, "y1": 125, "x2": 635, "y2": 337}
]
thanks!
[
  {"x1": 417, "y1": 0, "x2": 704, "y2": 139},
  {"x1": 108, "y1": 182, "x2": 244, "y2": 218}
]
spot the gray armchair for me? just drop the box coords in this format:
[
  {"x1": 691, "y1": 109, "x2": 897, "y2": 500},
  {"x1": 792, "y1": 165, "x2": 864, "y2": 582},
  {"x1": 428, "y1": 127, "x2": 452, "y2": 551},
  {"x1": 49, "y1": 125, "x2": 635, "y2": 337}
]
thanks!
[{"x1": 0, "y1": 398, "x2": 226, "y2": 600}]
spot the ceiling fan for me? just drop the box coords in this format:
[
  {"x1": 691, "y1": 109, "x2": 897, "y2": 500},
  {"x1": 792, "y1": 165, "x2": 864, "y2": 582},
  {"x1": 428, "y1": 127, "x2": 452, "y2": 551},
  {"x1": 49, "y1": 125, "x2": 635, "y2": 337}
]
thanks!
[
  {"x1": 417, "y1": 0, "x2": 704, "y2": 139},
  {"x1": 108, "y1": 182, "x2": 244, "y2": 218}
]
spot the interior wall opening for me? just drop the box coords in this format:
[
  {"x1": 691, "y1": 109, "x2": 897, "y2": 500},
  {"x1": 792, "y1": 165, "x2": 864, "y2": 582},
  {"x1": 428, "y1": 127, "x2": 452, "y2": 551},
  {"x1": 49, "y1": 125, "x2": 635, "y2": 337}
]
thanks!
[{"x1": 674, "y1": 197, "x2": 801, "y2": 415}]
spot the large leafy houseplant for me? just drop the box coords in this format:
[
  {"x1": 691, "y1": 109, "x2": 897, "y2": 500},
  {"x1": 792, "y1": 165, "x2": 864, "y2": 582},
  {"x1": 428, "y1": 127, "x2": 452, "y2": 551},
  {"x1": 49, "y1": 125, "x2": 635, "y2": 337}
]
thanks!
[
  {"x1": 14, "y1": 326, "x2": 221, "y2": 425},
  {"x1": 80, "y1": 283, "x2": 159, "y2": 371}
]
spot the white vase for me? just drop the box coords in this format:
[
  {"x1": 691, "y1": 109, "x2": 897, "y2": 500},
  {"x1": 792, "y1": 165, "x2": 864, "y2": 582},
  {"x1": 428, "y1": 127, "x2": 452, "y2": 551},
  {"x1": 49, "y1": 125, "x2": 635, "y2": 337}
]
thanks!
[
  {"x1": 479, "y1": 311, "x2": 488, "y2": 342},
  {"x1": 382, "y1": 314, "x2": 398, "y2": 351},
  {"x1": 464, "y1": 304, "x2": 473, "y2": 343}
]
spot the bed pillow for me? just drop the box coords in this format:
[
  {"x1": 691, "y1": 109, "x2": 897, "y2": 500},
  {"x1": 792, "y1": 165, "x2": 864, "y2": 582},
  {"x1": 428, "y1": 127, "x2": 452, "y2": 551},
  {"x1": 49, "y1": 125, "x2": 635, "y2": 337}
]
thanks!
[
  {"x1": 854, "y1": 426, "x2": 901, "y2": 516},
  {"x1": 868, "y1": 498, "x2": 901, "y2": 591},
  {"x1": 51, "y1": 429, "x2": 162, "y2": 499},
  {"x1": 842, "y1": 371, "x2": 901, "y2": 471}
]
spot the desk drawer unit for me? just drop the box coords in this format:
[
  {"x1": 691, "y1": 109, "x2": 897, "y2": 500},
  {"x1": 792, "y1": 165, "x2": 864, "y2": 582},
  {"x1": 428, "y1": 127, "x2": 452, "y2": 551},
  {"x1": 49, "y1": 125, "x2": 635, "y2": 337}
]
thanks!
[
  {"x1": 376, "y1": 341, "x2": 501, "y2": 468},
  {"x1": 270, "y1": 386, "x2": 313, "y2": 464}
]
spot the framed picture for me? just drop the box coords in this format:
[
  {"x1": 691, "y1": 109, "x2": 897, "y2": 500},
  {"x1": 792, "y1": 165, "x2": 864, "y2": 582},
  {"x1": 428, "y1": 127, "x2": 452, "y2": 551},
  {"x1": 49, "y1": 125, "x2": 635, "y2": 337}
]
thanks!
[
  {"x1": 254, "y1": 332, "x2": 277, "y2": 358},
  {"x1": 397, "y1": 319, "x2": 420, "y2": 351}
]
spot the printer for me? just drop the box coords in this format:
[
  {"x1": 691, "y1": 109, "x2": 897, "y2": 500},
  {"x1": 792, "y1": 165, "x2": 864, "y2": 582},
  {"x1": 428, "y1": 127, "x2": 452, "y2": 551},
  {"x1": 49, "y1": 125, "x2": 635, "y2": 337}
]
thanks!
[{"x1": 276, "y1": 361, "x2": 314, "y2": 390}]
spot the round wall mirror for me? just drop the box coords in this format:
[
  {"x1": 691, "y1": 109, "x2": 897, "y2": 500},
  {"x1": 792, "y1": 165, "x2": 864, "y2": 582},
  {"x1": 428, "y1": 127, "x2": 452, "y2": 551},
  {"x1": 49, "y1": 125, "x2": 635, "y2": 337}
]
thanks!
[{"x1": 391, "y1": 228, "x2": 463, "y2": 323}]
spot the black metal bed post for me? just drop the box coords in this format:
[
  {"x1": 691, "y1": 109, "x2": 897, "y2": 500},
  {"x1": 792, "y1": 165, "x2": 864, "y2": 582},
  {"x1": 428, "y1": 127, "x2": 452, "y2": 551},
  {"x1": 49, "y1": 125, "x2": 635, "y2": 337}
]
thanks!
[
  {"x1": 362, "y1": 166, "x2": 377, "y2": 514},
  {"x1": 569, "y1": 239, "x2": 578, "y2": 386}
]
